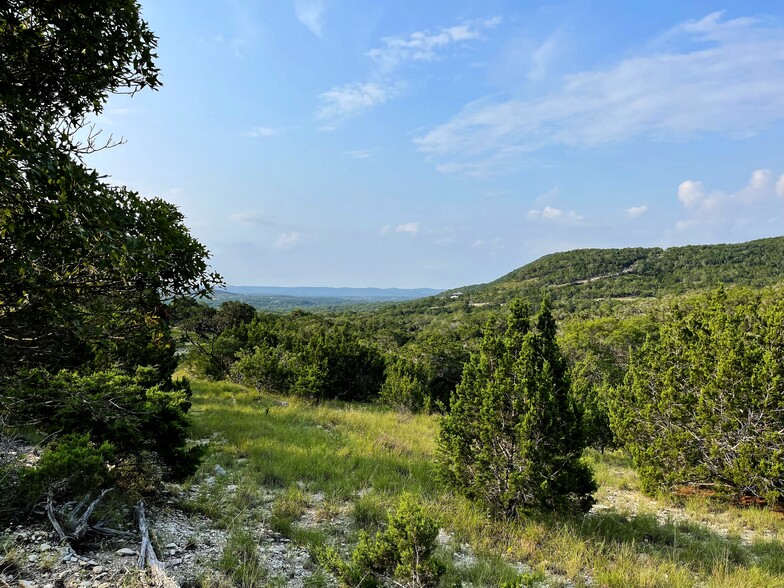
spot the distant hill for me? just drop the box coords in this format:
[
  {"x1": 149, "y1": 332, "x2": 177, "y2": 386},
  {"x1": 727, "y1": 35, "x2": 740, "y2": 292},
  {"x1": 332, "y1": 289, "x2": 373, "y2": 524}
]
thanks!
[
  {"x1": 209, "y1": 286, "x2": 444, "y2": 311},
  {"x1": 438, "y1": 236, "x2": 784, "y2": 314},
  {"x1": 225, "y1": 286, "x2": 442, "y2": 299}
]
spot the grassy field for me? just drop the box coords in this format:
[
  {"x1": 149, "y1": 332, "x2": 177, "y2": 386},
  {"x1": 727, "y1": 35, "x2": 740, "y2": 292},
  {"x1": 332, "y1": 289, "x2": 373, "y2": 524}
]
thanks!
[{"x1": 184, "y1": 376, "x2": 784, "y2": 587}]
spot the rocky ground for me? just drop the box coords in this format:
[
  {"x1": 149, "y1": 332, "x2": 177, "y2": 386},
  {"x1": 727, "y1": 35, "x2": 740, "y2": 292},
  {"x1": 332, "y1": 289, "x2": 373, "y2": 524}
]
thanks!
[
  {"x1": 0, "y1": 471, "x2": 323, "y2": 588},
  {"x1": 4, "y1": 465, "x2": 780, "y2": 588}
]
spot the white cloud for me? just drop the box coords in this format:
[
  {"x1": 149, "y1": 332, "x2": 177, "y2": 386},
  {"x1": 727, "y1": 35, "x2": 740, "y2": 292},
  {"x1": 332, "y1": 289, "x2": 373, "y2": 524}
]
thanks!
[
  {"x1": 275, "y1": 231, "x2": 302, "y2": 249},
  {"x1": 626, "y1": 205, "x2": 648, "y2": 219},
  {"x1": 294, "y1": 0, "x2": 325, "y2": 37},
  {"x1": 244, "y1": 126, "x2": 281, "y2": 138},
  {"x1": 677, "y1": 180, "x2": 704, "y2": 207},
  {"x1": 316, "y1": 17, "x2": 499, "y2": 126},
  {"x1": 416, "y1": 12, "x2": 784, "y2": 174},
  {"x1": 380, "y1": 224, "x2": 391, "y2": 235},
  {"x1": 675, "y1": 168, "x2": 784, "y2": 232},
  {"x1": 679, "y1": 169, "x2": 777, "y2": 214},
  {"x1": 396, "y1": 222, "x2": 419, "y2": 234},
  {"x1": 367, "y1": 17, "x2": 501, "y2": 72},
  {"x1": 777, "y1": 174, "x2": 784, "y2": 198},
  {"x1": 317, "y1": 82, "x2": 396, "y2": 125},
  {"x1": 527, "y1": 206, "x2": 582, "y2": 222}
]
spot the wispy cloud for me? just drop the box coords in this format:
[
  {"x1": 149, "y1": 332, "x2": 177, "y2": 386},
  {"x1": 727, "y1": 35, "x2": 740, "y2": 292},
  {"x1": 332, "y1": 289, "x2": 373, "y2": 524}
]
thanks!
[
  {"x1": 777, "y1": 174, "x2": 784, "y2": 198},
  {"x1": 275, "y1": 231, "x2": 303, "y2": 249},
  {"x1": 396, "y1": 222, "x2": 420, "y2": 234},
  {"x1": 294, "y1": 0, "x2": 325, "y2": 37},
  {"x1": 317, "y1": 82, "x2": 398, "y2": 127},
  {"x1": 345, "y1": 148, "x2": 377, "y2": 159},
  {"x1": 231, "y1": 210, "x2": 278, "y2": 226},
  {"x1": 626, "y1": 205, "x2": 648, "y2": 219},
  {"x1": 244, "y1": 126, "x2": 282, "y2": 138},
  {"x1": 367, "y1": 17, "x2": 501, "y2": 72},
  {"x1": 417, "y1": 12, "x2": 784, "y2": 175},
  {"x1": 317, "y1": 17, "x2": 500, "y2": 127},
  {"x1": 528, "y1": 32, "x2": 559, "y2": 81}
]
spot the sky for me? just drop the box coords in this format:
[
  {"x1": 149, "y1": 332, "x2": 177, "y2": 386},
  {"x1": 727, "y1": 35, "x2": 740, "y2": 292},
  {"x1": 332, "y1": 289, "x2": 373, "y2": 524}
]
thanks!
[{"x1": 90, "y1": 0, "x2": 784, "y2": 289}]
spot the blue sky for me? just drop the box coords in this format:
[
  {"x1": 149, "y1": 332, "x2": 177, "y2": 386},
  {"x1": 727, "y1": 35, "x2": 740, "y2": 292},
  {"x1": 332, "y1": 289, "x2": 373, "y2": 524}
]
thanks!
[{"x1": 90, "y1": 1, "x2": 784, "y2": 288}]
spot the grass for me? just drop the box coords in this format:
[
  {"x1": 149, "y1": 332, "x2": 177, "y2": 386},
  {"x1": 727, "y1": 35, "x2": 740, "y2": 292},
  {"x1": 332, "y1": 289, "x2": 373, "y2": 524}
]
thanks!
[
  {"x1": 218, "y1": 528, "x2": 270, "y2": 588},
  {"x1": 185, "y1": 376, "x2": 784, "y2": 587}
]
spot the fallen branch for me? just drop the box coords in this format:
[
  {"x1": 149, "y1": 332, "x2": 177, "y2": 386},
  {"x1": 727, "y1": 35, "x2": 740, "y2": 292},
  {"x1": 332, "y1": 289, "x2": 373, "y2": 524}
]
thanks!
[
  {"x1": 135, "y1": 500, "x2": 179, "y2": 588},
  {"x1": 70, "y1": 488, "x2": 112, "y2": 540},
  {"x1": 46, "y1": 488, "x2": 129, "y2": 563},
  {"x1": 45, "y1": 492, "x2": 79, "y2": 561}
]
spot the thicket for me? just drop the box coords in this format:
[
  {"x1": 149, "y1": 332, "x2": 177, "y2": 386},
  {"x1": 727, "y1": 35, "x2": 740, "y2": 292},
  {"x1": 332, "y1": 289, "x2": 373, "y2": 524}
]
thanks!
[
  {"x1": 609, "y1": 287, "x2": 784, "y2": 502},
  {"x1": 438, "y1": 298, "x2": 596, "y2": 519},
  {"x1": 183, "y1": 306, "x2": 386, "y2": 401}
]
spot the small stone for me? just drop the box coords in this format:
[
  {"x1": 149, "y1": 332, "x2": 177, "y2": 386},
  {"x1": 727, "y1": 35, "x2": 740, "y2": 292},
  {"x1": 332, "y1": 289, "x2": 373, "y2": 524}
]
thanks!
[
  {"x1": 39, "y1": 543, "x2": 52, "y2": 552},
  {"x1": 19, "y1": 581, "x2": 36, "y2": 588},
  {"x1": 169, "y1": 558, "x2": 183, "y2": 566},
  {"x1": 213, "y1": 464, "x2": 227, "y2": 476},
  {"x1": 28, "y1": 554, "x2": 39, "y2": 562},
  {"x1": 92, "y1": 566, "x2": 104, "y2": 574},
  {"x1": 115, "y1": 548, "x2": 136, "y2": 556},
  {"x1": 164, "y1": 543, "x2": 177, "y2": 550},
  {"x1": 44, "y1": 584, "x2": 54, "y2": 588}
]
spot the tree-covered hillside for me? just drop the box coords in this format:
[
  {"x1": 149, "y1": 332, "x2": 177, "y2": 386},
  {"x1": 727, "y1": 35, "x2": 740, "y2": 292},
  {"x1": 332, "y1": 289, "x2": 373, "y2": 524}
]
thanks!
[{"x1": 447, "y1": 236, "x2": 784, "y2": 314}]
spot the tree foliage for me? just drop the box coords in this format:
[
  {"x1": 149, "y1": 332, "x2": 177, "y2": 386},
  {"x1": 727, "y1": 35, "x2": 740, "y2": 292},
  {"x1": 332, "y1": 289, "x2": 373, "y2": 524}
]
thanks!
[
  {"x1": 438, "y1": 298, "x2": 595, "y2": 519},
  {"x1": 1, "y1": 1, "x2": 219, "y2": 377},
  {"x1": 0, "y1": 1, "x2": 218, "y2": 515},
  {"x1": 609, "y1": 288, "x2": 784, "y2": 502}
]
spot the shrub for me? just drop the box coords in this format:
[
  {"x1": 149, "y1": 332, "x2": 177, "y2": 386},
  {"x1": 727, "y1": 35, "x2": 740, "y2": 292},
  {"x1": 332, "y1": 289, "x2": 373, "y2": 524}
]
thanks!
[
  {"x1": 438, "y1": 298, "x2": 596, "y2": 519},
  {"x1": 609, "y1": 288, "x2": 784, "y2": 502},
  {"x1": 318, "y1": 493, "x2": 444, "y2": 587},
  {"x1": 28, "y1": 433, "x2": 115, "y2": 499},
  {"x1": 1, "y1": 368, "x2": 202, "y2": 481},
  {"x1": 379, "y1": 358, "x2": 429, "y2": 412},
  {"x1": 230, "y1": 345, "x2": 294, "y2": 393}
]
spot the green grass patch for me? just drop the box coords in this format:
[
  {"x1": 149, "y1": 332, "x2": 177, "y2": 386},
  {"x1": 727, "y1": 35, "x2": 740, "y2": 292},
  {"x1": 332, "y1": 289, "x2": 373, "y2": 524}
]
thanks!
[{"x1": 187, "y1": 376, "x2": 784, "y2": 588}]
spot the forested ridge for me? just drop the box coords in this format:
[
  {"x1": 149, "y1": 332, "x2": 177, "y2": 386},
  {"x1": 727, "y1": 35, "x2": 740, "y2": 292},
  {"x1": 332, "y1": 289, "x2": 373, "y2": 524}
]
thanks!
[{"x1": 441, "y1": 236, "x2": 784, "y2": 313}]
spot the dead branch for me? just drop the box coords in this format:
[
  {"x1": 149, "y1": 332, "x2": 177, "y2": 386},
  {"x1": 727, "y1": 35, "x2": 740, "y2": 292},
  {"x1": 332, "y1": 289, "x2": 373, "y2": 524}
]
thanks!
[
  {"x1": 135, "y1": 500, "x2": 179, "y2": 588},
  {"x1": 46, "y1": 488, "x2": 128, "y2": 562},
  {"x1": 70, "y1": 488, "x2": 112, "y2": 540}
]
